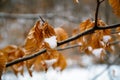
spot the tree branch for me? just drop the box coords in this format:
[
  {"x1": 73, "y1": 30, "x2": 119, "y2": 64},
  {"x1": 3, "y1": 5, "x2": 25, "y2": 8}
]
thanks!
[{"x1": 6, "y1": 23, "x2": 120, "y2": 67}]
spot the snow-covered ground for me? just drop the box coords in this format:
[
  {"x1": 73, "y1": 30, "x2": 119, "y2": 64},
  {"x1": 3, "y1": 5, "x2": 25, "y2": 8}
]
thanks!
[{"x1": 2, "y1": 65, "x2": 120, "y2": 80}]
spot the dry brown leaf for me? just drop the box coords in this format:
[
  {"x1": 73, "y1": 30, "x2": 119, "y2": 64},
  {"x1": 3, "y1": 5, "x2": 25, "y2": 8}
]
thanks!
[
  {"x1": 53, "y1": 53, "x2": 67, "y2": 71},
  {"x1": 24, "y1": 20, "x2": 44, "y2": 54},
  {"x1": 0, "y1": 52, "x2": 7, "y2": 79},
  {"x1": 109, "y1": 0, "x2": 120, "y2": 17},
  {"x1": 33, "y1": 49, "x2": 59, "y2": 71},
  {"x1": 42, "y1": 22, "x2": 56, "y2": 38},
  {"x1": 55, "y1": 27, "x2": 68, "y2": 48},
  {"x1": 1, "y1": 45, "x2": 25, "y2": 75},
  {"x1": 76, "y1": 19, "x2": 113, "y2": 56}
]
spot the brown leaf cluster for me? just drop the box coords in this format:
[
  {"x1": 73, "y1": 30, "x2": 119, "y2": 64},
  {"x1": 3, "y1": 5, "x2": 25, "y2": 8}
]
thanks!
[
  {"x1": 72, "y1": 19, "x2": 113, "y2": 60},
  {"x1": 0, "y1": 20, "x2": 67, "y2": 77},
  {"x1": 24, "y1": 20, "x2": 67, "y2": 76},
  {"x1": 1, "y1": 45, "x2": 25, "y2": 75},
  {"x1": 109, "y1": 0, "x2": 120, "y2": 17}
]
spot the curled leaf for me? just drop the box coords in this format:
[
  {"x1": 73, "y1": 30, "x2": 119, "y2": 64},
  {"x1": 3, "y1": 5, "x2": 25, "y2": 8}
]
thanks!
[{"x1": 24, "y1": 20, "x2": 44, "y2": 54}]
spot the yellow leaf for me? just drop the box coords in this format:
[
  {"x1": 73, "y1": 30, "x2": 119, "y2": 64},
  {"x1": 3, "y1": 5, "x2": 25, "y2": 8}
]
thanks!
[{"x1": 109, "y1": 0, "x2": 120, "y2": 16}]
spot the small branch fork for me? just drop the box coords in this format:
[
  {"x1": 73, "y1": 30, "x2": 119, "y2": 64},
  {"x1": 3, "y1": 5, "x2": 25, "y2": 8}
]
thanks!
[{"x1": 5, "y1": 0, "x2": 120, "y2": 67}]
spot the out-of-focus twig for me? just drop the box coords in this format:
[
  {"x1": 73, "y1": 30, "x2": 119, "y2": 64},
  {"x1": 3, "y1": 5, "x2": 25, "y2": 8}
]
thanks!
[{"x1": 92, "y1": 48, "x2": 120, "y2": 80}]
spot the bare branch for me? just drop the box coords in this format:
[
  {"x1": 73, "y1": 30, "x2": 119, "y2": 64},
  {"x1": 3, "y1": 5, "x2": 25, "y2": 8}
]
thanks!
[
  {"x1": 97, "y1": 23, "x2": 120, "y2": 29},
  {"x1": 94, "y1": 0, "x2": 105, "y2": 28}
]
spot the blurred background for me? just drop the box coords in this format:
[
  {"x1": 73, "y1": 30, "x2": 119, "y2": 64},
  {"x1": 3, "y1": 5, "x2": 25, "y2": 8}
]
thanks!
[
  {"x1": 1, "y1": 0, "x2": 120, "y2": 80},
  {"x1": 0, "y1": 0, "x2": 120, "y2": 48}
]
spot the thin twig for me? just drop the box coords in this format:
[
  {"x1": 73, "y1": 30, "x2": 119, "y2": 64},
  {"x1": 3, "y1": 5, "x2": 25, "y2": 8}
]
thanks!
[
  {"x1": 110, "y1": 40, "x2": 120, "y2": 45},
  {"x1": 57, "y1": 44, "x2": 81, "y2": 51},
  {"x1": 94, "y1": 0, "x2": 105, "y2": 28},
  {"x1": 39, "y1": 16, "x2": 45, "y2": 23},
  {"x1": 92, "y1": 65, "x2": 110, "y2": 80}
]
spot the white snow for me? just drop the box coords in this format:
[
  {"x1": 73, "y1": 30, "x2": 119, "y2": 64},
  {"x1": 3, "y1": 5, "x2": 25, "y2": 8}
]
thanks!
[
  {"x1": 103, "y1": 35, "x2": 111, "y2": 43},
  {"x1": 118, "y1": 33, "x2": 120, "y2": 35},
  {"x1": 44, "y1": 36, "x2": 57, "y2": 49},
  {"x1": 88, "y1": 46, "x2": 93, "y2": 51},
  {"x1": 100, "y1": 41, "x2": 105, "y2": 46},
  {"x1": 92, "y1": 48, "x2": 103, "y2": 57},
  {"x1": 78, "y1": 42, "x2": 82, "y2": 46},
  {"x1": 3, "y1": 65, "x2": 120, "y2": 80},
  {"x1": 44, "y1": 59, "x2": 57, "y2": 67},
  {"x1": 83, "y1": 37, "x2": 86, "y2": 42}
]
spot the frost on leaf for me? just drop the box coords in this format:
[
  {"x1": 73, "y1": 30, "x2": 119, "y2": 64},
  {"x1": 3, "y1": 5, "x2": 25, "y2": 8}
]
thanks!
[{"x1": 109, "y1": 0, "x2": 120, "y2": 17}]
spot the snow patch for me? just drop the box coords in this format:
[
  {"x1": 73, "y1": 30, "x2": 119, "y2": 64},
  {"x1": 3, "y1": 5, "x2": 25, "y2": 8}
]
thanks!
[
  {"x1": 92, "y1": 48, "x2": 103, "y2": 57},
  {"x1": 44, "y1": 36, "x2": 57, "y2": 49},
  {"x1": 78, "y1": 42, "x2": 82, "y2": 46},
  {"x1": 100, "y1": 41, "x2": 105, "y2": 46},
  {"x1": 83, "y1": 37, "x2": 86, "y2": 42},
  {"x1": 118, "y1": 33, "x2": 120, "y2": 35},
  {"x1": 44, "y1": 59, "x2": 57, "y2": 67},
  {"x1": 88, "y1": 46, "x2": 92, "y2": 51},
  {"x1": 103, "y1": 35, "x2": 111, "y2": 43}
]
